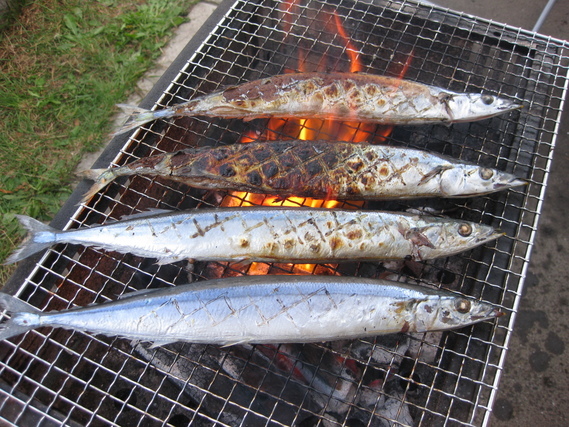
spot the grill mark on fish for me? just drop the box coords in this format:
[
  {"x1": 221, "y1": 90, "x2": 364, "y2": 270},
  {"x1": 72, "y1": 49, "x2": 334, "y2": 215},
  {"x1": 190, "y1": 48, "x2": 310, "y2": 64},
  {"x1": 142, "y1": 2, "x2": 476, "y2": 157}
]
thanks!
[
  {"x1": 219, "y1": 164, "x2": 236, "y2": 177},
  {"x1": 275, "y1": 297, "x2": 298, "y2": 329},
  {"x1": 324, "y1": 288, "x2": 339, "y2": 310},
  {"x1": 308, "y1": 217, "x2": 328, "y2": 244},
  {"x1": 145, "y1": 219, "x2": 158, "y2": 237},
  {"x1": 242, "y1": 218, "x2": 264, "y2": 233},
  {"x1": 191, "y1": 218, "x2": 206, "y2": 238},
  {"x1": 264, "y1": 287, "x2": 327, "y2": 325},
  {"x1": 214, "y1": 213, "x2": 225, "y2": 232},
  {"x1": 83, "y1": 140, "x2": 526, "y2": 203},
  {"x1": 165, "y1": 299, "x2": 189, "y2": 333},
  {"x1": 190, "y1": 213, "x2": 239, "y2": 239},
  {"x1": 263, "y1": 217, "x2": 285, "y2": 242},
  {"x1": 195, "y1": 294, "x2": 220, "y2": 325},
  {"x1": 170, "y1": 221, "x2": 183, "y2": 242},
  {"x1": 247, "y1": 170, "x2": 263, "y2": 186},
  {"x1": 207, "y1": 294, "x2": 241, "y2": 327},
  {"x1": 346, "y1": 229, "x2": 363, "y2": 240},
  {"x1": 262, "y1": 162, "x2": 279, "y2": 179},
  {"x1": 250, "y1": 295, "x2": 270, "y2": 327}
]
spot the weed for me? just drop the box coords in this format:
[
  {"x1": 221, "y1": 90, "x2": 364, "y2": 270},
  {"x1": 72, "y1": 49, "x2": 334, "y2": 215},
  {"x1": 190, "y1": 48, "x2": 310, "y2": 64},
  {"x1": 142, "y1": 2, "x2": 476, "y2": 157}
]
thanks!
[{"x1": 0, "y1": 0, "x2": 195, "y2": 283}]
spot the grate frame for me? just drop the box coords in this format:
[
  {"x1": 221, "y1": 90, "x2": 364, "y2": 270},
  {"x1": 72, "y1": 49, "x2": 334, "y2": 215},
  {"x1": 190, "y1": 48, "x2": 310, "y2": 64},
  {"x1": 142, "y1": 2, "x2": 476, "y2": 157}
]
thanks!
[{"x1": 2, "y1": 0, "x2": 569, "y2": 425}]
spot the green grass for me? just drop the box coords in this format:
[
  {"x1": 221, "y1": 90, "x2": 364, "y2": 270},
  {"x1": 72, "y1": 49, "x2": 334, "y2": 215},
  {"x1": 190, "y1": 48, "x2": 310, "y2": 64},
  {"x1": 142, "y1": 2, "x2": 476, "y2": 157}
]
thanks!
[{"x1": 0, "y1": 0, "x2": 196, "y2": 283}]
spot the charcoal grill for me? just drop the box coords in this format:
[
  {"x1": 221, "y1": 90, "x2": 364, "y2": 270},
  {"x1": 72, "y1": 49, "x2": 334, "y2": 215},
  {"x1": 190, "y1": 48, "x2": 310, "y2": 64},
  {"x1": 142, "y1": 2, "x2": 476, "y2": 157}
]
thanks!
[{"x1": 2, "y1": 0, "x2": 568, "y2": 425}]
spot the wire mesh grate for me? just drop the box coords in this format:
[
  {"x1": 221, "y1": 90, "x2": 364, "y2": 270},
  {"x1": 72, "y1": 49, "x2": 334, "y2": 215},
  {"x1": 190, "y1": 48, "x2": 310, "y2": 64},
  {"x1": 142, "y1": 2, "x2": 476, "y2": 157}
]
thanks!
[{"x1": 1, "y1": 0, "x2": 569, "y2": 425}]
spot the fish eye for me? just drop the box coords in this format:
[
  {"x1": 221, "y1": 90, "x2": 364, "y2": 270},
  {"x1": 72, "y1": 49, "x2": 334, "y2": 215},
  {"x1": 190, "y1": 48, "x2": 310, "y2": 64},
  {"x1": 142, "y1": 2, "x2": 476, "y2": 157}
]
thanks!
[
  {"x1": 455, "y1": 299, "x2": 471, "y2": 314},
  {"x1": 481, "y1": 95, "x2": 494, "y2": 105},
  {"x1": 458, "y1": 223, "x2": 472, "y2": 237},
  {"x1": 479, "y1": 168, "x2": 494, "y2": 180}
]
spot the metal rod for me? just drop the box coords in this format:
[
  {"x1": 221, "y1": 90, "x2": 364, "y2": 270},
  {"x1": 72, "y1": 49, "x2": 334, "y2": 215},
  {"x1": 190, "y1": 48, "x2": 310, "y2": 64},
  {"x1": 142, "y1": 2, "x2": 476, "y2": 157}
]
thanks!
[{"x1": 533, "y1": 0, "x2": 557, "y2": 33}]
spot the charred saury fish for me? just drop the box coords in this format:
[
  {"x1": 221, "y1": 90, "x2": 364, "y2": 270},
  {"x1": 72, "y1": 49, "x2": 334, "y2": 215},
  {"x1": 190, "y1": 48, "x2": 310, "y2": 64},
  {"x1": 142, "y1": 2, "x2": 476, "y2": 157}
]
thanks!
[
  {"x1": 115, "y1": 72, "x2": 522, "y2": 135},
  {"x1": 0, "y1": 275, "x2": 503, "y2": 346},
  {"x1": 5, "y1": 207, "x2": 503, "y2": 265},
  {"x1": 83, "y1": 140, "x2": 526, "y2": 201}
]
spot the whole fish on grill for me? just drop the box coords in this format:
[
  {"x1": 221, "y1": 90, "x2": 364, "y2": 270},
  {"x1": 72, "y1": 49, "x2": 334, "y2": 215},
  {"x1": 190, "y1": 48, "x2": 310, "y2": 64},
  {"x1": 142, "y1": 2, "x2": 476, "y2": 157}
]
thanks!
[
  {"x1": 115, "y1": 72, "x2": 522, "y2": 135},
  {"x1": 0, "y1": 275, "x2": 503, "y2": 346},
  {"x1": 4, "y1": 207, "x2": 503, "y2": 265},
  {"x1": 83, "y1": 140, "x2": 526, "y2": 201}
]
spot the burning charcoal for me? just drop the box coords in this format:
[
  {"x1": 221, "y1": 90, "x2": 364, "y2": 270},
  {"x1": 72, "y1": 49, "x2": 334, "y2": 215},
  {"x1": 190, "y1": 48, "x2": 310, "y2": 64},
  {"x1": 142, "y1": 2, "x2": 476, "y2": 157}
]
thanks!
[
  {"x1": 330, "y1": 335, "x2": 410, "y2": 369},
  {"x1": 378, "y1": 395, "x2": 414, "y2": 427},
  {"x1": 134, "y1": 342, "x2": 246, "y2": 426},
  {"x1": 407, "y1": 332, "x2": 443, "y2": 364}
]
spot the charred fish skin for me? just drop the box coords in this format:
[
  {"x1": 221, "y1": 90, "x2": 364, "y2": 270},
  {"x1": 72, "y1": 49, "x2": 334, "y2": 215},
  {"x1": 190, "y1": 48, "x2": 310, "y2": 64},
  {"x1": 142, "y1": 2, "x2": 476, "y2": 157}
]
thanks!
[
  {"x1": 0, "y1": 275, "x2": 504, "y2": 345},
  {"x1": 83, "y1": 140, "x2": 526, "y2": 202},
  {"x1": 4, "y1": 208, "x2": 503, "y2": 265},
  {"x1": 115, "y1": 73, "x2": 522, "y2": 135}
]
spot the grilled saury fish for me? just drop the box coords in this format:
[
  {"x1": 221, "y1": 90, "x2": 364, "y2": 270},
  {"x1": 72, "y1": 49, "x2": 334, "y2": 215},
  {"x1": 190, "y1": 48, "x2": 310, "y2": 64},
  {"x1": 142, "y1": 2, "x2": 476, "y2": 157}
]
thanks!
[
  {"x1": 115, "y1": 72, "x2": 522, "y2": 135},
  {"x1": 83, "y1": 140, "x2": 526, "y2": 201},
  {"x1": 0, "y1": 275, "x2": 504, "y2": 346},
  {"x1": 5, "y1": 207, "x2": 503, "y2": 265}
]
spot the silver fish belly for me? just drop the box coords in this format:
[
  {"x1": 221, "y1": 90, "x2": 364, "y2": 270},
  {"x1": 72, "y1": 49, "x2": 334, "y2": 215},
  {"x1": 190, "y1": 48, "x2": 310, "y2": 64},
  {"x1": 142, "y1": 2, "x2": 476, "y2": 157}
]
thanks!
[
  {"x1": 0, "y1": 275, "x2": 503, "y2": 346},
  {"x1": 115, "y1": 73, "x2": 522, "y2": 135},
  {"x1": 5, "y1": 208, "x2": 503, "y2": 265}
]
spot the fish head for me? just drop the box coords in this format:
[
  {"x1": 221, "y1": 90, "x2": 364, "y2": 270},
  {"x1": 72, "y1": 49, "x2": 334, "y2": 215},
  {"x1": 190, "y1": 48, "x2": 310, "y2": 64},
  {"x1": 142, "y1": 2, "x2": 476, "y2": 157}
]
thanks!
[
  {"x1": 412, "y1": 296, "x2": 504, "y2": 332},
  {"x1": 439, "y1": 164, "x2": 527, "y2": 197},
  {"x1": 415, "y1": 220, "x2": 504, "y2": 260},
  {"x1": 442, "y1": 92, "x2": 522, "y2": 122}
]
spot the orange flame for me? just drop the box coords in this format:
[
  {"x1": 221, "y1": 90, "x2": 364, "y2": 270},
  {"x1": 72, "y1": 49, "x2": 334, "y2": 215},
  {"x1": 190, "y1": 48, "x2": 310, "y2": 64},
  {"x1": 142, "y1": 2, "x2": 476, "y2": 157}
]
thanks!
[{"x1": 333, "y1": 11, "x2": 362, "y2": 73}]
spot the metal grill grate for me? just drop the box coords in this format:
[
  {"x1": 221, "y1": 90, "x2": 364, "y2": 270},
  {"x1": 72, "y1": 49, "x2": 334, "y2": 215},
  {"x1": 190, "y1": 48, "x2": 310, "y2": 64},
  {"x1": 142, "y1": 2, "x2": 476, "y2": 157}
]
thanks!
[{"x1": 2, "y1": 0, "x2": 569, "y2": 425}]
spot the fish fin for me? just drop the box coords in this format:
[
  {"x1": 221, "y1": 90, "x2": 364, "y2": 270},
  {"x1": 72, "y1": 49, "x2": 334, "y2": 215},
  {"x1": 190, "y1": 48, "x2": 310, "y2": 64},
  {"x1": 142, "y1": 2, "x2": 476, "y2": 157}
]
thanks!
[
  {"x1": 228, "y1": 259, "x2": 252, "y2": 269},
  {"x1": 154, "y1": 256, "x2": 197, "y2": 266},
  {"x1": 221, "y1": 339, "x2": 249, "y2": 348},
  {"x1": 0, "y1": 293, "x2": 42, "y2": 340},
  {"x1": 407, "y1": 228, "x2": 436, "y2": 249},
  {"x1": 405, "y1": 227, "x2": 436, "y2": 261},
  {"x1": 405, "y1": 207, "x2": 444, "y2": 216},
  {"x1": 4, "y1": 215, "x2": 58, "y2": 264},
  {"x1": 243, "y1": 114, "x2": 272, "y2": 122},
  {"x1": 118, "y1": 208, "x2": 174, "y2": 221},
  {"x1": 155, "y1": 257, "x2": 180, "y2": 266},
  {"x1": 418, "y1": 165, "x2": 453, "y2": 185},
  {"x1": 149, "y1": 339, "x2": 176, "y2": 348},
  {"x1": 113, "y1": 104, "x2": 174, "y2": 136},
  {"x1": 438, "y1": 93, "x2": 455, "y2": 122},
  {"x1": 78, "y1": 168, "x2": 108, "y2": 182},
  {"x1": 411, "y1": 245, "x2": 423, "y2": 262},
  {"x1": 80, "y1": 168, "x2": 120, "y2": 202},
  {"x1": 116, "y1": 287, "x2": 164, "y2": 300}
]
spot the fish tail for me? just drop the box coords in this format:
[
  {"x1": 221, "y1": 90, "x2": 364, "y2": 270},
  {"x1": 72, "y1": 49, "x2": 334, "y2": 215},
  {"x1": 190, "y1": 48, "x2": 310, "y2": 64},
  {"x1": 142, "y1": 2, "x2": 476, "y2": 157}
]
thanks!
[
  {"x1": 0, "y1": 293, "x2": 41, "y2": 340},
  {"x1": 4, "y1": 215, "x2": 58, "y2": 265},
  {"x1": 113, "y1": 104, "x2": 175, "y2": 136},
  {"x1": 81, "y1": 168, "x2": 121, "y2": 202}
]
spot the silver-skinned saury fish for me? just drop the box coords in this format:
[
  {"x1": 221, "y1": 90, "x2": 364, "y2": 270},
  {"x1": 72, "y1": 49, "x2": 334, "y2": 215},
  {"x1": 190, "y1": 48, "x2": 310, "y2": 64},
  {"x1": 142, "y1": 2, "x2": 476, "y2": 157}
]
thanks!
[
  {"x1": 83, "y1": 140, "x2": 526, "y2": 201},
  {"x1": 5, "y1": 207, "x2": 503, "y2": 265},
  {"x1": 115, "y1": 72, "x2": 522, "y2": 135},
  {"x1": 0, "y1": 275, "x2": 504, "y2": 346}
]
